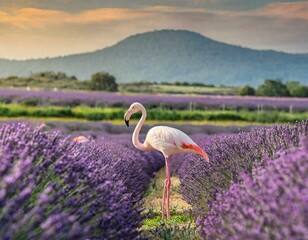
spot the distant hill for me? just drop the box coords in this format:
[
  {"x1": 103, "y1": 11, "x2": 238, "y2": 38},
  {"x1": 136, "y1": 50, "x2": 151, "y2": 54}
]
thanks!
[{"x1": 1, "y1": 30, "x2": 308, "y2": 86}]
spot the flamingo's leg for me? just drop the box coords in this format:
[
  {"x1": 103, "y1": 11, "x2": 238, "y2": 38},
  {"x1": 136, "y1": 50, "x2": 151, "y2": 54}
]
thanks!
[
  {"x1": 166, "y1": 179, "x2": 171, "y2": 219},
  {"x1": 162, "y1": 177, "x2": 167, "y2": 220},
  {"x1": 165, "y1": 157, "x2": 171, "y2": 220}
]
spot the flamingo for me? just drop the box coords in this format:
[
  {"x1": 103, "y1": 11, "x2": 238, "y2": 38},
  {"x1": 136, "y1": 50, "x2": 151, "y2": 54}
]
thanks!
[
  {"x1": 73, "y1": 136, "x2": 89, "y2": 143},
  {"x1": 124, "y1": 102, "x2": 209, "y2": 220}
]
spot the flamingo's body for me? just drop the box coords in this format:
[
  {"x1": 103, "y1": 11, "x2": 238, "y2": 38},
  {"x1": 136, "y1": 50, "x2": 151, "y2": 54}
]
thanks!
[
  {"x1": 124, "y1": 102, "x2": 209, "y2": 220},
  {"x1": 145, "y1": 126, "x2": 208, "y2": 159},
  {"x1": 73, "y1": 136, "x2": 89, "y2": 143}
]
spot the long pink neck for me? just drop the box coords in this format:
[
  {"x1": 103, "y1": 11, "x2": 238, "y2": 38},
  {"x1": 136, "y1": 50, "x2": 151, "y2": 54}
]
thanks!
[{"x1": 132, "y1": 106, "x2": 150, "y2": 151}]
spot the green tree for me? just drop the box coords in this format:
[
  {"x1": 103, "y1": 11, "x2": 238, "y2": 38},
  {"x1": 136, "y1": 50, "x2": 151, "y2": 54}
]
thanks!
[
  {"x1": 256, "y1": 79, "x2": 290, "y2": 97},
  {"x1": 90, "y1": 72, "x2": 118, "y2": 92},
  {"x1": 292, "y1": 85, "x2": 308, "y2": 97},
  {"x1": 286, "y1": 81, "x2": 300, "y2": 95},
  {"x1": 239, "y1": 85, "x2": 255, "y2": 96},
  {"x1": 286, "y1": 81, "x2": 308, "y2": 97}
]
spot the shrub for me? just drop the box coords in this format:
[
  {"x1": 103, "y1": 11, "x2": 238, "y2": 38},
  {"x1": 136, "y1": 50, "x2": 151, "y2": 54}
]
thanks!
[
  {"x1": 89, "y1": 72, "x2": 118, "y2": 92},
  {"x1": 239, "y1": 85, "x2": 255, "y2": 96}
]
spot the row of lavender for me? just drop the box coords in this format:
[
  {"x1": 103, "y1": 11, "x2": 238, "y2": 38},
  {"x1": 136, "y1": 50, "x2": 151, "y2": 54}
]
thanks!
[
  {"x1": 199, "y1": 138, "x2": 308, "y2": 239},
  {"x1": 1, "y1": 88, "x2": 308, "y2": 111},
  {"x1": 171, "y1": 120, "x2": 308, "y2": 239},
  {"x1": 0, "y1": 123, "x2": 164, "y2": 239}
]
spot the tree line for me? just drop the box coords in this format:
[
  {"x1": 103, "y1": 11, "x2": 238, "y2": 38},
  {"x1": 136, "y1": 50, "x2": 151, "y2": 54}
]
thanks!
[
  {"x1": 239, "y1": 80, "x2": 308, "y2": 98},
  {"x1": 1, "y1": 71, "x2": 307, "y2": 97}
]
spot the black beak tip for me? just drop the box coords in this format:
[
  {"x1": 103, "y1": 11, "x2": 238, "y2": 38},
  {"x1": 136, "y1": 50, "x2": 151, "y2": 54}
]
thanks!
[{"x1": 125, "y1": 120, "x2": 129, "y2": 127}]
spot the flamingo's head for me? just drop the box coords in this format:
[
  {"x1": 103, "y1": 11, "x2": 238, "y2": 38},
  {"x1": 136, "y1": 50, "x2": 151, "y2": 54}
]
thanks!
[{"x1": 124, "y1": 102, "x2": 143, "y2": 127}]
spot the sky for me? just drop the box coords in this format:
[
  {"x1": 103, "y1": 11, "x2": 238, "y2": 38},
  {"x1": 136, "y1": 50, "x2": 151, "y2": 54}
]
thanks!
[{"x1": 0, "y1": 0, "x2": 307, "y2": 60}]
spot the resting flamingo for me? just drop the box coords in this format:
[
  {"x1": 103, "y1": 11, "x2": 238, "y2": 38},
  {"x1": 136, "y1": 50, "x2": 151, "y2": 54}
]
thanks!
[
  {"x1": 124, "y1": 102, "x2": 209, "y2": 220},
  {"x1": 73, "y1": 136, "x2": 89, "y2": 143}
]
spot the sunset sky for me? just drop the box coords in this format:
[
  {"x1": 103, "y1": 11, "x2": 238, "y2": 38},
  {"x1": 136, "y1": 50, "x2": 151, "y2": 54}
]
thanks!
[{"x1": 0, "y1": 0, "x2": 307, "y2": 60}]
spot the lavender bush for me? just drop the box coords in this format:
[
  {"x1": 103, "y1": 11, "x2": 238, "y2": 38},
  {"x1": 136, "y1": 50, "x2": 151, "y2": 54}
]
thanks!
[
  {"x1": 177, "y1": 120, "x2": 308, "y2": 215},
  {"x1": 80, "y1": 138, "x2": 163, "y2": 202},
  {"x1": 197, "y1": 137, "x2": 308, "y2": 239},
  {"x1": 0, "y1": 88, "x2": 307, "y2": 111},
  {"x1": 0, "y1": 123, "x2": 163, "y2": 239}
]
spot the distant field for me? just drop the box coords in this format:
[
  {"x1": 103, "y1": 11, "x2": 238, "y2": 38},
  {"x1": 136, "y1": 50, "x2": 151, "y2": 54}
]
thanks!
[
  {"x1": 119, "y1": 84, "x2": 238, "y2": 95},
  {"x1": 0, "y1": 88, "x2": 307, "y2": 112}
]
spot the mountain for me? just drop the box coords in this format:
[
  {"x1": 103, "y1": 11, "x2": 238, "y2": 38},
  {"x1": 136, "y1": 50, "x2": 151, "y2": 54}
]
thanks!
[{"x1": 1, "y1": 30, "x2": 308, "y2": 86}]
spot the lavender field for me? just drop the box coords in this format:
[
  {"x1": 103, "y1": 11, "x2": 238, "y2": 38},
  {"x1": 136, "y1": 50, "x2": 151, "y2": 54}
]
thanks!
[
  {"x1": 1, "y1": 0, "x2": 308, "y2": 239},
  {"x1": 1, "y1": 119, "x2": 307, "y2": 239},
  {"x1": 1, "y1": 88, "x2": 308, "y2": 111}
]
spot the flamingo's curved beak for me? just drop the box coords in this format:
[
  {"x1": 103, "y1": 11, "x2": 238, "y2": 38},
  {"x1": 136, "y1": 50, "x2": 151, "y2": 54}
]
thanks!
[{"x1": 124, "y1": 111, "x2": 130, "y2": 127}]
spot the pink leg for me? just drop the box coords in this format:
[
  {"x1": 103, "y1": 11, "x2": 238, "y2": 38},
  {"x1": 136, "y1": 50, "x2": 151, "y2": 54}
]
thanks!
[
  {"x1": 166, "y1": 178, "x2": 171, "y2": 219},
  {"x1": 162, "y1": 178, "x2": 167, "y2": 220},
  {"x1": 165, "y1": 157, "x2": 171, "y2": 220}
]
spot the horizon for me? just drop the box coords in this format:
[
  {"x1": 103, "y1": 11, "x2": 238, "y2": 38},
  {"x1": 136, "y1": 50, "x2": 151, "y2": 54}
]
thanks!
[{"x1": 0, "y1": 1, "x2": 307, "y2": 60}]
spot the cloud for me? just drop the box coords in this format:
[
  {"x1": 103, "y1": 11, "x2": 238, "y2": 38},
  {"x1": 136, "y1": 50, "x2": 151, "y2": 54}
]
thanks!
[
  {"x1": 0, "y1": 7, "x2": 159, "y2": 59},
  {"x1": 0, "y1": 0, "x2": 304, "y2": 12},
  {"x1": 3, "y1": 1, "x2": 306, "y2": 29},
  {"x1": 0, "y1": 7, "x2": 150, "y2": 29},
  {"x1": 0, "y1": 8, "x2": 67, "y2": 28},
  {"x1": 254, "y1": 1, "x2": 308, "y2": 21}
]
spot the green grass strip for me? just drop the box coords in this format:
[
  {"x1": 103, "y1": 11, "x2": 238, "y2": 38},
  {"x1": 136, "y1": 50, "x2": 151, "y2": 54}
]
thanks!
[{"x1": 0, "y1": 104, "x2": 307, "y2": 123}]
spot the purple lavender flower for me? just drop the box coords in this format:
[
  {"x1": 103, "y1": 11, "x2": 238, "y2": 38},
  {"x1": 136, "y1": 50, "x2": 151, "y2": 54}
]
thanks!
[
  {"x1": 0, "y1": 88, "x2": 307, "y2": 111},
  {"x1": 177, "y1": 120, "x2": 308, "y2": 215},
  {"x1": 197, "y1": 137, "x2": 308, "y2": 239},
  {"x1": 0, "y1": 122, "x2": 163, "y2": 239}
]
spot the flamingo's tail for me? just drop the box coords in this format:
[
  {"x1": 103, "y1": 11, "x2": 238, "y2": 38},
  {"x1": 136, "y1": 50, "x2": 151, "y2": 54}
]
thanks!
[{"x1": 182, "y1": 143, "x2": 209, "y2": 162}]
